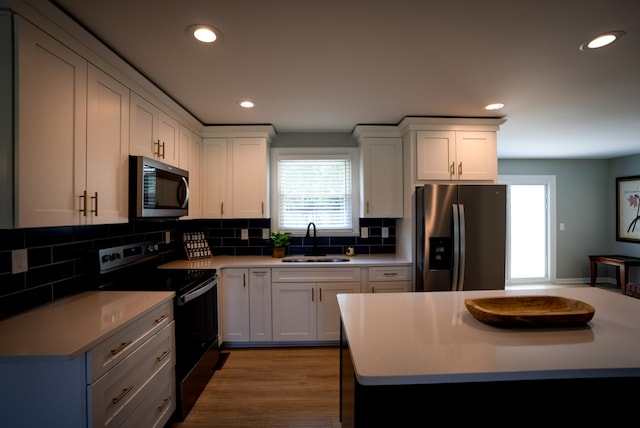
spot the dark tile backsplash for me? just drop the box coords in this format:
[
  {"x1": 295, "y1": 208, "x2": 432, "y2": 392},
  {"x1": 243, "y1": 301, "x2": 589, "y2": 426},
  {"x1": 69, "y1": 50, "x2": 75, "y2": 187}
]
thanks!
[{"x1": 0, "y1": 218, "x2": 395, "y2": 320}]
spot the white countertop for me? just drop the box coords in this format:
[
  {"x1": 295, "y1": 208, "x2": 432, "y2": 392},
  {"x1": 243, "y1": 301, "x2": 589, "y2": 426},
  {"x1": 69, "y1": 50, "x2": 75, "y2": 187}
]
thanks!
[
  {"x1": 338, "y1": 287, "x2": 640, "y2": 386},
  {"x1": 0, "y1": 291, "x2": 174, "y2": 361},
  {"x1": 159, "y1": 253, "x2": 410, "y2": 270}
]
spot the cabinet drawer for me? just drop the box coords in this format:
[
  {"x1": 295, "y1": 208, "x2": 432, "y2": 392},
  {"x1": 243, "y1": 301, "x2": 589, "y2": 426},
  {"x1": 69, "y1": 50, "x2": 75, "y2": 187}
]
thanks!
[
  {"x1": 89, "y1": 322, "x2": 175, "y2": 428},
  {"x1": 368, "y1": 266, "x2": 410, "y2": 281},
  {"x1": 88, "y1": 300, "x2": 173, "y2": 381},
  {"x1": 272, "y1": 267, "x2": 361, "y2": 282},
  {"x1": 120, "y1": 363, "x2": 176, "y2": 428}
]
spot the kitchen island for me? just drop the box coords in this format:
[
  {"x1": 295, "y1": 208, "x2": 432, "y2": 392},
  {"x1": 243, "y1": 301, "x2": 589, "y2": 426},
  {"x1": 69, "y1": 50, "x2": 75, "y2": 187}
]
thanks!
[{"x1": 338, "y1": 287, "x2": 640, "y2": 426}]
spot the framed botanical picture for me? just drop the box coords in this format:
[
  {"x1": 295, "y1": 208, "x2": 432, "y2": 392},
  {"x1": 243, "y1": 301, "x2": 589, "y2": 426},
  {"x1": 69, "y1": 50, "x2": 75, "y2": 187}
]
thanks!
[{"x1": 617, "y1": 175, "x2": 640, "y2": 243}]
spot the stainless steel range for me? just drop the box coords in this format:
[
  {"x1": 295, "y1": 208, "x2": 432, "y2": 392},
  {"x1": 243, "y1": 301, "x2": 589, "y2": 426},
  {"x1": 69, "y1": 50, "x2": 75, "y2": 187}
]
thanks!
[{"x1": 96, "y1": 241, "x2": 219, "y2": 422}]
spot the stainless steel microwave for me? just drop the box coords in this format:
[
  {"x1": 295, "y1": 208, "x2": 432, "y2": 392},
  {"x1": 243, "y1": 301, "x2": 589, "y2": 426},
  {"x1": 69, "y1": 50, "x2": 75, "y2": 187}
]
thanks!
[{"x1": 129, "y1": 156, "x2": 189, "y2": 218}]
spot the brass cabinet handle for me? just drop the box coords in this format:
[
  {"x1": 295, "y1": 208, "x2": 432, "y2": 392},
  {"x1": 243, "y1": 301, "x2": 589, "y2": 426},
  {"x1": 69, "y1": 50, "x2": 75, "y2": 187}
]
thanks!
[
  {"x1": 154, "y1": 139, "x2": 161, "y2": 156},
  {"x1": 383, "y1": 272, "x2": 398, "y2": 277},
  {"x1": 319, "y1": 288, "x2": 322, "y2": 302},
  {"x1": 366, "y1": 201, "x2": 369, "y2": 214},
  {"x1": 243, "y1": 273, "x2": 246, "y2": 288},
  {"x1": 157, "y1": 398, "x2": 170, "y2": 413},
  {"x1": 221, "y1": 202, "x2": 224, "y2": 215},
  {"x1": 110, "y1": 340, "x2": 132, "y2": 356},
  {"x1": 156, "y1": 350, "x2": 170, "y2": 362},
  {"x1": 112, "y1": 386, "x2": 134, "y2": 405},
  {"x1": 161, "y1": 141, "x2": 165, "y2": 158},
  {"x1": 79, "y1": 190, "x2": 88, "y2": 216},
  {"x1": 311, "y1": 288, "x2": 314, "y2": 302},
  {"x1": 450, "y1": 162, "x2": 455, "y2": 176},
  {"x1": 91, "y1": 192, "x2": 98, "y2": 216},
  {"x1": 458, "y1": 162, "x2": 462, "y2": 176},
  {"x1": 261, "y1": 201, "x2": 264, "y2": 215},
  {"x1": 154, "y1": 313, "x2": 168, "y2": 324}
]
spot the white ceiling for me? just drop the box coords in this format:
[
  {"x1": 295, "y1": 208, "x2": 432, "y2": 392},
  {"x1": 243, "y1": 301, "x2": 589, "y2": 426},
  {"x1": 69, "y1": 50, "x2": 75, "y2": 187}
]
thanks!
[{"x1": 49, "y1": 0, "x2": 640, "y2": 159}]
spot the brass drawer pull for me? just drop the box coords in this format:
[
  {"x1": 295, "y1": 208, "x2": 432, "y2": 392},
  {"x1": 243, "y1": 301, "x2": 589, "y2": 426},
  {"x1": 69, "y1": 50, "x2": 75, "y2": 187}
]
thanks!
[
  {"x1": 154, "y1": 313, "x2": 168, "y2": 324},
  {"x1": 110, "y1": 340, "x2": 132, "y2": 356},
  {"x1": 383, "y1": 272, "x2": 399, "y2": 276},
  {"x1": 156, "y1": 350, "x2": 170, "y2": 362},
  {"x1": 112, "y1": 386, "x2": 134, "y2": 405},
  {"x1": 157, "y1": 398, "x2": 170, "y2": 413}
]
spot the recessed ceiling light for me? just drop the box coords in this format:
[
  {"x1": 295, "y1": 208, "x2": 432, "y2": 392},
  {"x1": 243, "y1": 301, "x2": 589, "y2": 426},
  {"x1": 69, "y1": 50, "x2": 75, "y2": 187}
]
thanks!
[
  {"x1": 187, "y1": 25, "x2": 223, "y2": 45},
  {"x1": 239, "y1": 100, "x2": 255, "y2": 108},
  {"x1": 484, "y1": 103, "x2": 505, "y2": 111},
  {"x1": 580, "y1": 31, "x2": 625, "y2": 51}
]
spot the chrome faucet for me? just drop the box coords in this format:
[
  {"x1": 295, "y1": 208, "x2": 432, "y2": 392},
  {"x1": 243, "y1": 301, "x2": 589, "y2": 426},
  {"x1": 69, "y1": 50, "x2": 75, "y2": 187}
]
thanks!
[{"x1": 305, "y1": 222, "x2": 325, "y2": 256}]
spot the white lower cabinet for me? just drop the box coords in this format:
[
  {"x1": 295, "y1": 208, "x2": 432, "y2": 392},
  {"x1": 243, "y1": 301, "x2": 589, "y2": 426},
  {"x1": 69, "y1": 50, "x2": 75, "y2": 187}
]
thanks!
[
  {"x1": 0, "y1": 296, "x2": 175, "y2": 428},
  {"x1": 271, "y1": 268, "x2": 361, "y2": 342},
  {"x1": 366, "y1": 266, "x2": 411, "y2": 293},
  {"x1": 221, "y1": 268, "x2": 272, "y2": 343}
]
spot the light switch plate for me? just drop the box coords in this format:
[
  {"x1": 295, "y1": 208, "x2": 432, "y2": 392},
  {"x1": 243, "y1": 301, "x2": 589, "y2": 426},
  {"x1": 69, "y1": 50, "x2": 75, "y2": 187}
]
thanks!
[
  {"x1": 262, "y1": 228, "x2": 270, "y2": 240},
  {"x1": 360, "y1": 227, "x2": 369, "y2": 239},
  {"x1": 382, "y1": 227, "x2": 389, "y2": 238},
  {"x1": 241, "y1": 229, "x2": 249, "y2": 240},
  {"x1": 12, "y1": 249, "x2": 28, "y2": 274}
]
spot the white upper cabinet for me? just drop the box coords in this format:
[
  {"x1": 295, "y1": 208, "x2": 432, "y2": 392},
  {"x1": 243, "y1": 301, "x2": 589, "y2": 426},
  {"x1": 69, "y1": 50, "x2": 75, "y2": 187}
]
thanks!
[
  {"x1": 358, "y1": 137, "x2": 403, "y2": 218},
  {"x1": 130, "y1": 92, "x2": 179, "y2": 166},
  {"x1": 179, "y1": 125, "x2": 202, "y2": 219},
  {"x1": 85, "y1": 64, "x2": 130, "y2": 224},
  {"x1": 16, "y1": 18, "x2": 128, "y2": 227},
  {"x1": 202, "y1": 126, "x2": 274, "y2": 219},
  {"x1": 416, "y1": 130, "x2": 497, "y2": 181}
]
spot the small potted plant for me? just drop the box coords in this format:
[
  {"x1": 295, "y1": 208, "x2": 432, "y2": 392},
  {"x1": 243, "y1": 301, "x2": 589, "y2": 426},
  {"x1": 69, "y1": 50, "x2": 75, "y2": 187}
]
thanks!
[{"x1": 268, "y1": 231, "x2": 291, "y2": 258}]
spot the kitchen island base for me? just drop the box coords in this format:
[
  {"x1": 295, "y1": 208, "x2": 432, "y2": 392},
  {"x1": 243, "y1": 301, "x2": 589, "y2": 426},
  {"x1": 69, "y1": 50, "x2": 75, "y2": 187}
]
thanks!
[{"x1": 340, "y1": 337, "x2": 637, "y2": 426}]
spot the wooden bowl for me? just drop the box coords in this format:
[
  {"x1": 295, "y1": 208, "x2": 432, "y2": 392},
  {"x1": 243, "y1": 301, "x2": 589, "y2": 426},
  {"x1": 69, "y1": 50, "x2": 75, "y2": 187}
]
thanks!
[{"x1": 464, "y1": 295, "x2": 595, "y2": 328}]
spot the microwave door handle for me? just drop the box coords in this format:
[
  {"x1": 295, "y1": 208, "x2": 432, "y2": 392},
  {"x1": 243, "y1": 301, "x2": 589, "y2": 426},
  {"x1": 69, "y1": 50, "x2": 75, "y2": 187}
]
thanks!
[
  {"x1": 179, "y1": 177, "x2": 190, "y2": 209},
  {"x1": 178, "y1": 278, "x2": 216, "y2": 306}
]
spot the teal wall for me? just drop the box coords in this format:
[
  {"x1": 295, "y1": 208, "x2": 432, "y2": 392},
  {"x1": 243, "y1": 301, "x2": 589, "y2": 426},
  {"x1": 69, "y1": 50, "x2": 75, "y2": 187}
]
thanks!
[{"x1": 499, "y1": 155, "x2": 640, "y2": 283}]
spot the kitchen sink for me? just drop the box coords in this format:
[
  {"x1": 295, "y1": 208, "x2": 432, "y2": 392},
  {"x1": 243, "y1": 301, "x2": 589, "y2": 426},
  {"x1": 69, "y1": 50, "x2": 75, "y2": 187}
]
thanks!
[{"x1": 281, "y1": 257, "x2": 351, "y2": 263}]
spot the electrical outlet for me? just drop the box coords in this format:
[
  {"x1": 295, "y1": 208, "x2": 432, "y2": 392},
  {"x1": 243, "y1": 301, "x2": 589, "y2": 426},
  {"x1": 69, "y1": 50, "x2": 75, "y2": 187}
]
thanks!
[
  {"x1": 360, "y1": 227, "x2": 369, "y2": 239},
  {"x1": 241, "y1": 229, "x2": 249, "y2": 240},
  {"x1": 12, "y1": 249, "x2": 28, "y2": 274},
  {"x1": 382, "y1": 227, "x2": 389, "y2": 238},
  {"x1": 165, "y1": 231, "x2": 171, "y2": 244},
  {"x1": 262, "y1": 228, "x2": 270, "y2": 240}
]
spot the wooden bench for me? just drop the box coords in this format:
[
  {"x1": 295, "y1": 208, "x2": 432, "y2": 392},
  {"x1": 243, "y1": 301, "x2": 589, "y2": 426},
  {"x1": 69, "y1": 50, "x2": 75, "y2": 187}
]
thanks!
[{"x1": 589, "y1": 255, "x2": 640, "y2": 295}]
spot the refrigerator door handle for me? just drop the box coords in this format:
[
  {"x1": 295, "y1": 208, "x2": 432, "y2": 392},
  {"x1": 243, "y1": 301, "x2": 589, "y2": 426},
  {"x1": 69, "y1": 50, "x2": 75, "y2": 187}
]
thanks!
[
  {"x1": 452, "y1": 204, "x2": 460, "y2": 291},
  {"x1": 458, "y1": 204, "x2": 466, "y2": 291}
]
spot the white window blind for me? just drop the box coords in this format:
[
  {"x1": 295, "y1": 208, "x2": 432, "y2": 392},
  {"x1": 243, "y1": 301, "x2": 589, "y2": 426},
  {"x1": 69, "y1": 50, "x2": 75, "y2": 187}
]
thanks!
[{"x1": 277, "y1": 156, "x2": 353, "y2": 231}]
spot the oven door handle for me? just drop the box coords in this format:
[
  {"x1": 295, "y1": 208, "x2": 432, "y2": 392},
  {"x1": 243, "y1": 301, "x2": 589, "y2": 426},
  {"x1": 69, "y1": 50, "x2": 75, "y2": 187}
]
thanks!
[{"x1": 178, "y1": 277, "x2": 217, "y2": 306}]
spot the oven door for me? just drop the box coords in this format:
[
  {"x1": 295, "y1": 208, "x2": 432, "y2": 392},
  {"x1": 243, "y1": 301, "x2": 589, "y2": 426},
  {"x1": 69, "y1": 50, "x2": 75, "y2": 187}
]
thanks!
[{"x1": 174, "y1": 274, "x2": 220, "y2": 420}]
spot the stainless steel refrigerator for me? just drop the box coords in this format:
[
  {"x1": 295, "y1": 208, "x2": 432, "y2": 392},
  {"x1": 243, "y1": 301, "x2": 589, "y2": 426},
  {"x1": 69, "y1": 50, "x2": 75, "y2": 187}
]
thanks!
[{"x1": 415, "y1": 184, "x2": 507, "y2": 291}]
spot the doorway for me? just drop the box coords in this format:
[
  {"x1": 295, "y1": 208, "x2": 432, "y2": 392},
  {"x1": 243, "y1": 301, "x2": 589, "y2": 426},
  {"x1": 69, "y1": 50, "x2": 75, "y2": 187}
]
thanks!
[{"x1": 499, "y1": 175, "x2": 556, "y2": 285}]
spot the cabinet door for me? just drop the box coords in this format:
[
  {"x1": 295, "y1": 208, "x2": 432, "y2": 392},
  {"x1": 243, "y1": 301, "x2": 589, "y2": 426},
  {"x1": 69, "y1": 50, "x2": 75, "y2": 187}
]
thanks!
[
  {"x1": 249, "y1": 269, "x2": 272, "y2": 342},
  {"x1": 158, "y1": 111, "x2": 179, "y2": 166},
  {"x1": 202, "y1": 138, "x2": 228, "y2": 218},
  {"x1": 17, "y1": 18, "x2": 87, "y2": 227},
  {"x1": 180, "y1": 126, "x2": 202, "y2": 219},
  {"x1": 416, "y1": 130, "x2": 455, "y2": 181},
  {"x1": 455, "y1": 131, "x2": 497, "y2": 181},
  {"x1": 272, "y1": 282, "x2": 316, "y2": 341},
  {"x1": 86, "y1": 64, "x2": 129, "y2": 224},
  {"x1": 221, "y1": 269, "x2": 250, "y2": 342},
  {"x1": 316, "y1": 282, "x2": 359, "y2": 341},
  {"x1": 231, "y1": 137, "x2": 268, "y2": 218},
  {"x1": 360, "y1": 138, "x2": 403, "y2": 217},
  {"x1": 130, "y1": 92, "x2": 161, "y2": 159}
]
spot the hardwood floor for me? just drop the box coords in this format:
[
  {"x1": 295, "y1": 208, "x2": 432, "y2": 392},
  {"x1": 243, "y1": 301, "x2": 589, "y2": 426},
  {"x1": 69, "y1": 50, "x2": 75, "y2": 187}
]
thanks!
[{"x1": 172, "y1": 347, "x2": 341, "y2": 428}]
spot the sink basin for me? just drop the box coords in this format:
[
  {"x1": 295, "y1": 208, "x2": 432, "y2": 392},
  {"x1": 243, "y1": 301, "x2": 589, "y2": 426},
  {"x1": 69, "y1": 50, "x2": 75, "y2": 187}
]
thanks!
[{"x1": 281, "y1": 257, "x2": 350, "y2": 263}]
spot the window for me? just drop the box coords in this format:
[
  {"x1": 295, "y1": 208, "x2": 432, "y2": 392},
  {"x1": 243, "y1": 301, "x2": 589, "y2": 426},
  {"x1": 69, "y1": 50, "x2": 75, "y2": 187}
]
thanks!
[{"x1": 271, "y1": 148, "x2": 359, "y2": 235}]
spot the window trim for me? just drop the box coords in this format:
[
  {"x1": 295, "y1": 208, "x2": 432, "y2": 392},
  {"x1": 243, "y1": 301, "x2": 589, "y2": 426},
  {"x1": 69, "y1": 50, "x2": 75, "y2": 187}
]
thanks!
[{"x1": 270, "y1": 147, "x2": 360, "y2": 236}]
